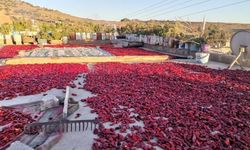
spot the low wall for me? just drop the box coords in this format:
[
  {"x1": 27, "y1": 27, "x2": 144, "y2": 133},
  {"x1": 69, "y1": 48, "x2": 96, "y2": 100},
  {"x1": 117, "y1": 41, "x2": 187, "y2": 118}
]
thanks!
[
  {"x1": 4, "y1": 56, "x2": 170, "y2": 65},
  {"x1": 68, "y1": 40, "x2": 111, "y2": 45},
  {"x1": 143, "y1": 44, "x2": 195, "y2": 58},
  {"x1": 143, "y1": 44, "x2": 250, "y2": 67},
  {"x1": 209, "y1": 52, "x2": 250, "y2": 67}
]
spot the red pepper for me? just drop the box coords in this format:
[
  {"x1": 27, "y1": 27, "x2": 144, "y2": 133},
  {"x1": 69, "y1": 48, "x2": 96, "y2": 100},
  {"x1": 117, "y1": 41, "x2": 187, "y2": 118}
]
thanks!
[
  {"x1": 71, "y1": 93, "x2": 77, "y2": 96},
  {"x1": 0, "y1": 108, "x2": 34, "y2": 148},
  {"x1": 225, "y1": 138, "x2": 230, "y2": 146},
  {"x1": 0, "y1": 45, "x2": 38, "y2": 58},
  {"x1": 100, "y1": 45, "x2": 166, "y2": 56},
  {"x1": 0, "y1": 64, "x2": 88, "y2": 100},
  {"x1": 86, "y1": 62, "x2": 250, "y2": 149},
  {"x1": 75, "y1": 113, "x2": 81, "y2": 119}
]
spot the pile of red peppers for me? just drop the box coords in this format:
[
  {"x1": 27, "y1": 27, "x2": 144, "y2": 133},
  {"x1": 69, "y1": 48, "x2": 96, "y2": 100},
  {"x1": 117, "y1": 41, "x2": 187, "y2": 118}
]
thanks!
[
  {"x1": 0, "y1": 45, "x2": 166, "y2": 58},
  {"x1": 84, "y1": 63, "x2": 250, "y2": 149},
  {"x1": 100, "y1": 46, "x2": 165, "y2": 56},
  {"x1": 0, "y1": 64, "x2": 88, "y2": 100},
  {"x1": 0, "y1": 108, "x2": 34, "y2": 148},
  {"x1": 0, "y1": 48, "x2": 249, "y2": 149},
  {"x1": 0, "y1": 45, "x2": 38, "y2": 58}
]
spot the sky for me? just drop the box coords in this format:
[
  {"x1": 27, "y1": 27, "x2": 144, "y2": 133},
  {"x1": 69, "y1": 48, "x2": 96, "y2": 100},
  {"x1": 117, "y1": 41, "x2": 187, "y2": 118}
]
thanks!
[{"x1": 22, "y1": 0, "x2": 250, "y2": 23}]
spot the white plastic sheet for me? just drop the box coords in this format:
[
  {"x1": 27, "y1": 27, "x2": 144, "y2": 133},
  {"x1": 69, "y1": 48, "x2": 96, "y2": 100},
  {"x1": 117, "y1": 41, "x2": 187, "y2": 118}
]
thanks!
[{"x1": 40, "y1": 94, "x2": 59, "y2": 111}]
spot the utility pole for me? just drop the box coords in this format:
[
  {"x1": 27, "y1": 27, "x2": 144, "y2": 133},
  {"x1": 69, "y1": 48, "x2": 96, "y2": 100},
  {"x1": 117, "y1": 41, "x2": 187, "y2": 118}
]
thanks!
[{"x1": 201, "y1": 16, "x2": 206, "y2": 36}]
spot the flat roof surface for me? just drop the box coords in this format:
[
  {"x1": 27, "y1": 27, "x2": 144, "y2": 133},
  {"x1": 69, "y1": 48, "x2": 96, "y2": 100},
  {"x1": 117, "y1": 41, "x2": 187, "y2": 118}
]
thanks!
[{"x1": 170, "y1": 59, "x2": 250, "y2": 71}]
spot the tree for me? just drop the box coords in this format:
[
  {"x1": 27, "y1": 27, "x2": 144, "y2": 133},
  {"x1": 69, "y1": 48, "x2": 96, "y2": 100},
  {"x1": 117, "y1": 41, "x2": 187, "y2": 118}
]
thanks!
[
  {"x1": 12, "y1": 20, "x2": 32, "y2": 32},
  {"x1": 0, "y1": 23, "x2": 11, "y2": 34},
  {"x1": 204, "y1": 25, "x2": 230, "y2": 48},
  {"x1": 121, "y1": 18, "x2": 130, "y2": 22},
  {"x1": 93, "y1": 24, "x2": 103, "y2": 32},
  {"x1": 51, "y1": 31, "x2": 62, "y2": 40},
  {"x1": 37, "y1": 23, "x2": 53, "y2": 40},
  {"x1": 104, "y1": 26, "x2": 115, "y2": 33}
]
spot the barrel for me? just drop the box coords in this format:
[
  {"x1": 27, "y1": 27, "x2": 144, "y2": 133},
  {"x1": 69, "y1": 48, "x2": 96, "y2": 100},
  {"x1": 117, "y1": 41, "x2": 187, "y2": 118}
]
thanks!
[{"x1": 196, "y1": 52, "x2": 210, "y2": 64}]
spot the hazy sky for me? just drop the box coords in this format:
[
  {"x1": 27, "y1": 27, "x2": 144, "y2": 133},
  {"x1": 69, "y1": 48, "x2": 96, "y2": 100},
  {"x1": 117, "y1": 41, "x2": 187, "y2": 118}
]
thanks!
[{"x1": 23, "y1": 0, "x2": 250, "y2": 23}]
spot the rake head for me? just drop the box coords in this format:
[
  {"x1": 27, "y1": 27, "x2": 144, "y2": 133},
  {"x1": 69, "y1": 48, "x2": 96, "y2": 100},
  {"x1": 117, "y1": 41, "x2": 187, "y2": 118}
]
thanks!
[{"x1": 24, "y1": 119, "x2": 99, "y2": 134}]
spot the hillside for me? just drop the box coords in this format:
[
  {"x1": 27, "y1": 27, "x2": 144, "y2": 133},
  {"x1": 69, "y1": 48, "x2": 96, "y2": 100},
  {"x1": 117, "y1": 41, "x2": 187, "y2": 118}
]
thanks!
[
  {"x1": 119, "y1": 19, "x2": 250, "y2": 32},
  {"x1": 0, "y1": 0, "x2": 250, "y2": 32},
  {"x1": 0, "y1": 0, "x2": 115, "y2": 25}
]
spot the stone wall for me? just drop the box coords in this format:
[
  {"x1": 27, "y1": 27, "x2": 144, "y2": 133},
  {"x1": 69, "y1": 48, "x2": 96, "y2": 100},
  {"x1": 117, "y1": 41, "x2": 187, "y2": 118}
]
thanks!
[
  {"x1": 143, "y1": 44, "x2": 250, "y2": 67},
  {"x1": 143, "y1": 44, "x2": 196, "y2": 58},
  {"x1": 68, "y1": 40, "x2": 111, "y2": 45},
  {"x1": 209, "y1": 52, "x2": 250, "y2": 67}
]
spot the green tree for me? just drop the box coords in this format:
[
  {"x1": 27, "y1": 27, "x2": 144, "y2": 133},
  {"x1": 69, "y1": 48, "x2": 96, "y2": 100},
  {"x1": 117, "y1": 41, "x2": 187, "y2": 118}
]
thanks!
[
  {"x1": 204, "y1": 25, "x2": 230, "y2": 48},
  {"x1": 13, "y1": 20, "x2": 32, "y2": 32},
  {"x1": 121, "y1": 18, "x2": 130, "y2": 22},
  {"x1": 0, "y1": 23, "x2": 12, "y2": 34},
  {"x1": 104, "y1": 26, "x2": 115, "y2": 33},
  {"x1": 37, "y1": 23, "x2": 53, "y2": 40},
  {"x1": 51, "y1": 31, "x2": 62, "y2": 40}
]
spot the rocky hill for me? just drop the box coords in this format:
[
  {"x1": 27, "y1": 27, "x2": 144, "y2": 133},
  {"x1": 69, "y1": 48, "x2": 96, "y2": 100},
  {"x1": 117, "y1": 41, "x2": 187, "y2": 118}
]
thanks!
[
  {"x1": 0, "y1": 0, "x2": 115, "y2": 25},
  {"x1": 0, "y1": 0, "x2": 249, "y2": 31}
]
